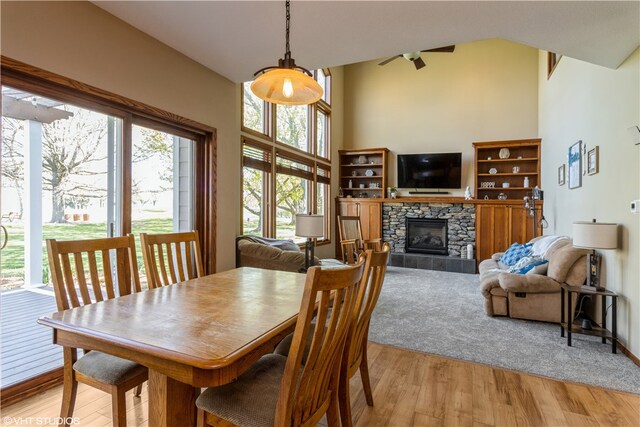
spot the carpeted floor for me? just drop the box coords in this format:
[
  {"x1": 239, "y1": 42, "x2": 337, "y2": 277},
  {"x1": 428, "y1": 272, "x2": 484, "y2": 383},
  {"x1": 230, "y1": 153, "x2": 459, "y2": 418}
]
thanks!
[{"x1": 368, "y1": 266, "x2": 640, "y2": 394}]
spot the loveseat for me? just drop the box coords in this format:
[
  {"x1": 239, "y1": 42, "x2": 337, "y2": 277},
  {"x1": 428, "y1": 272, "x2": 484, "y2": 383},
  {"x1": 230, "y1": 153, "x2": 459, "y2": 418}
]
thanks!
[
  {"x1": 480, "y1": 236, "x2": 589, "y2": 323},
  {"x1": 236, "y1": 236, "x2": 315, "y2": 272}
]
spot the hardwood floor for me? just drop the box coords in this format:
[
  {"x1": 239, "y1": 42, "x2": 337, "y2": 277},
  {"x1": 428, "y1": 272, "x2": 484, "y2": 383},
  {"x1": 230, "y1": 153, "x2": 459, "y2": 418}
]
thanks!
[{"x1": 2, "y1": 342, "x2": 638, "y2": 426}]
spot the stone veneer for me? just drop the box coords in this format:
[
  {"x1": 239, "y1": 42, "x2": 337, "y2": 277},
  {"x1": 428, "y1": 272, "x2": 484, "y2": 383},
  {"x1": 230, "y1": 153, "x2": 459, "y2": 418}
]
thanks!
[{"x1": 382, "y1": 202, "x2": 476, "y2": 257}]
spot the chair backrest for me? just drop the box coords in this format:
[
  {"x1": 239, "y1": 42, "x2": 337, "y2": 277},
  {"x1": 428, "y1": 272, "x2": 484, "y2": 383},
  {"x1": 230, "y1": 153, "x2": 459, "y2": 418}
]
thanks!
[
  {"x1": 345, "y1": 242, "x2": 390, "y2": 372},
  {"x1": 337, "y1": 216, "x2": 363, "y2": 243},
  {"x1": 275, "y1": 260, "x2": 365, "y2": 427},
  {"x1": 140, "y1": 230, "x2": 204, "y2": 288},
  {"x1": 340, "y1": 239, "x2": 359, "y2": 265},
  {"x1": 46, "y1": 235, "x2": 141, "y2": 311},
  {"x1": 362, "y1": 238, "x2": 382, "y2": 252}
]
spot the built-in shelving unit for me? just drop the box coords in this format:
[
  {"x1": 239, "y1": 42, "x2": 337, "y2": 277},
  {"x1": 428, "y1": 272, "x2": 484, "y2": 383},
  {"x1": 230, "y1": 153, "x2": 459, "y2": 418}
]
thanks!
[
  {"x1": 338, "y1": 148, "x2": 389, "y2": 199},
  {"x1": 473, "y1": 139, "x2": 541, "y2": 201}
]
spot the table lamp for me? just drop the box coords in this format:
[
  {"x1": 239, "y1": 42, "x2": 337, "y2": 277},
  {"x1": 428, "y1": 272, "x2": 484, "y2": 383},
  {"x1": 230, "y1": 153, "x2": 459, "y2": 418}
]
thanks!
[
  {"x1": 572, "y1": 219, "x2": 618, "y2": 291},
  {"x1": 295, "y1": 213, "x2": 324, "y2": 270}
]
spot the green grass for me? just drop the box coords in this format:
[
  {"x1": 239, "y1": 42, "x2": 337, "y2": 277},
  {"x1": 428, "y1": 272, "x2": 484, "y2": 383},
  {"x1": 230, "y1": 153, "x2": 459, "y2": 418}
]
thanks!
[{"x1": 1, "y1": 218, "x2": 173, "y2": 290}]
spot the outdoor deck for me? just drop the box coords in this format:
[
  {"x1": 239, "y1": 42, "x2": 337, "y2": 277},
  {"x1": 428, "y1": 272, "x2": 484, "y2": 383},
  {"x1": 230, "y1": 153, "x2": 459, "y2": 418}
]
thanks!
[{"x1": 1, "y1": 289, "x2": 62, "y2": 388}]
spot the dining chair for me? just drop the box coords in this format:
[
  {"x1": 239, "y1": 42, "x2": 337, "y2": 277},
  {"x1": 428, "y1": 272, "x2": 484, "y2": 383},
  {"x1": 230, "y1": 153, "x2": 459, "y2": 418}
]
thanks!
[
  {"x1": 338, "y1": 242, "x2": 390, "y2": 427},
  {"x1": 46, "y1": 235, "x2": 148, "y2": 427},
  {"x1": 140, "y1": 230, "x2": 204, "y2": 288},
  {"x1": 338, "y1": 215, "x2": 383, "y2": 263},
  {"x1": 195, "y1": 260, "x2": 366, "y2": 427}
]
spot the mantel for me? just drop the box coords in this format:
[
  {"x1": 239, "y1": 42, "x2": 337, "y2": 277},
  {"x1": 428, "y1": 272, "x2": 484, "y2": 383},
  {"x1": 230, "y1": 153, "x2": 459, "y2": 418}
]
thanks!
[{"x1": 336, "y1": 197, "x2": 543, "y2": 205}]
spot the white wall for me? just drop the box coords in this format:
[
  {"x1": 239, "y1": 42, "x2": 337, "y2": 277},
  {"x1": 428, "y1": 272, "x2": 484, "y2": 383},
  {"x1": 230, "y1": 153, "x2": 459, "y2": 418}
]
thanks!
[
  {"x1": 344, "y1": 39, "x2": 539, "y2": 196},
  {"x1": 538, "y1": 49, "x2": 640, "y2": 358},
  {"x1": 1, "y1": 1, "x2": 240, "y2": 271}
]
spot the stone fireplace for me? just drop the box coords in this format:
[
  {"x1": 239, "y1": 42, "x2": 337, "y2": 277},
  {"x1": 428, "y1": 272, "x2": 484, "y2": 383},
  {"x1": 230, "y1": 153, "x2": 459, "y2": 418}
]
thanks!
[{"x1": 406, "y1": 218, "x2": 448, "y2": 255}]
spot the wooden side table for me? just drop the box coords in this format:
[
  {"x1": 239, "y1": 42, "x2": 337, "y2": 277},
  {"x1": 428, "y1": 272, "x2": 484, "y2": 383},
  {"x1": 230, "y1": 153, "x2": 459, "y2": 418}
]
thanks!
[{"x1": 560, "y1": 283, "x2": 618, "y2": 353}]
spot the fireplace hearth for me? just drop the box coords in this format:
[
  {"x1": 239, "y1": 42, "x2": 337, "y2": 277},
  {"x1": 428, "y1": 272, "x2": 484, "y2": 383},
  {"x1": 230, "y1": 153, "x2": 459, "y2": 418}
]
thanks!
[{"x1": 406, "y1": 218, "x2": 448, "y2": 255}]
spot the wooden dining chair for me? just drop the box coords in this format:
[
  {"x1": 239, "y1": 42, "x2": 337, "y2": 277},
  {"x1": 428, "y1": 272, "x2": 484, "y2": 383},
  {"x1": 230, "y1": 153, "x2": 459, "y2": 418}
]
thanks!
[
  {"x1": 338, "y1": 215, "x2": 383, "y2": 263},
  {"x1": 339, "y1": 242, "x2": 390, "y2": 427},
  {"x1": 140, "y1": 230, "x2": 204, "y2": 288},
  {"x1": 195, "y1": 260, "x2": 366, "y2": 427},
  {"x1": 46, "y1": 235, "x2": 148, "y2": 427}
]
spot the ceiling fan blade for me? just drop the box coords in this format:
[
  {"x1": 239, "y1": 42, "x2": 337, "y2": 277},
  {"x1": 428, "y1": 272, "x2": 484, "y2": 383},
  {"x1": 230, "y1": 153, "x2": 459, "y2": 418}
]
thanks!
[
  {"x1": 378, "y1": 55, "x2": 402, "y2": 66},
  {"x1": 421, "y1": 45, "x2": 456, "y2": 53},
  {"x1": 413, "y1": 57, "x2": 426, "y2": 70}
]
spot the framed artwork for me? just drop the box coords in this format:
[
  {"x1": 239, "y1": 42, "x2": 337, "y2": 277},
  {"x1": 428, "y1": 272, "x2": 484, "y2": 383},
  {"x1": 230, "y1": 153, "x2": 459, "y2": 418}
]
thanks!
[
  {"x1": 568, "y1": 140, "x2": 582, "y2": 189},
  {"x1": 558, "y1": 164, "x2": 566, "y2": 185},
  {"x1": 588, "y1": 146, "x2": 599, "y2": 175}
]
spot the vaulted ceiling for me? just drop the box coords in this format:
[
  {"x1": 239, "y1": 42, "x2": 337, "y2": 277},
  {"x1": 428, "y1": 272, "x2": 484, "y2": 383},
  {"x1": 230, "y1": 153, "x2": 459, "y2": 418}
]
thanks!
[{"x1": 93, "y1": 1, "x2": 640, "y2": 83}]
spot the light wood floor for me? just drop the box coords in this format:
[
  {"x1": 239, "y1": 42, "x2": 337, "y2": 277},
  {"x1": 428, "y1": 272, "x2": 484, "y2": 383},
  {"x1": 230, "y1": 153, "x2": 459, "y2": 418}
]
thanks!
[{"x1": 2, "y1": 342, "x2": 638, "y2": 426}]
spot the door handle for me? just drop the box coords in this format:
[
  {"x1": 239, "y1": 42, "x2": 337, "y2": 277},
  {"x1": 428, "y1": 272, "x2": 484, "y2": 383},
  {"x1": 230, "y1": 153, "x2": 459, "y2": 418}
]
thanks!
[{"x1": 0, "y1": 225, "x2": 8, "y2": 250}]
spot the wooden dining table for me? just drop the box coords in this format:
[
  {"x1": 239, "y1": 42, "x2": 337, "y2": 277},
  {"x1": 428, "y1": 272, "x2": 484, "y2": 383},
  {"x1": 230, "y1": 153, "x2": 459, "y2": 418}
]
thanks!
[{"x1": 38, "y1": 267, "x2": 308, "y2": 427}]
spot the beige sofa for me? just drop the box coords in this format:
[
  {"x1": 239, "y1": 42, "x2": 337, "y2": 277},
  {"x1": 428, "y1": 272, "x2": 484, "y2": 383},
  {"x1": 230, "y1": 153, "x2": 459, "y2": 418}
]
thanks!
[
  {"x1": 236, "y1": 236, "x2": 315, "y2": 272},
  {"x1": 479, "y1": 237, "x2": 589, "y2": 323}
]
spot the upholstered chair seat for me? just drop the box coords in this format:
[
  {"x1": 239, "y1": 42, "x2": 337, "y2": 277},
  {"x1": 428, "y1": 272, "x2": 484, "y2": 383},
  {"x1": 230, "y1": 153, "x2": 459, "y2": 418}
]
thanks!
[
  {"x1": 196, "y1": 354, "x2": 286, "y2": 427},
  {"x1": 73, "y1": 351, "x2": 147, "y2": 385}
]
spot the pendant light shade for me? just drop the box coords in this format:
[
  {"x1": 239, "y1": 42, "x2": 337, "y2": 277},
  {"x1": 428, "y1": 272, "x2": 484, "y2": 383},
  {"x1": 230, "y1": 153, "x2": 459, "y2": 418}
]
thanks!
[
  {"x1": 251, "y1": 68, "x2": 322, "y2": 105},
  {"x1": 251, "y1": 0, "x2": 323, "y2": 106}
]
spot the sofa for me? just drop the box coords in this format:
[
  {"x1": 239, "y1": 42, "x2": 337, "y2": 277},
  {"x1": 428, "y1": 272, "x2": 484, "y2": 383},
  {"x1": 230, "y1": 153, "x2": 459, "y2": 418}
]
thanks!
[
  {"x1": 236, "y1": 236, "x2": 315, "y2": 272},
  {"x1": 479, "y1": 236, "x2": 590, "y2": 323}
]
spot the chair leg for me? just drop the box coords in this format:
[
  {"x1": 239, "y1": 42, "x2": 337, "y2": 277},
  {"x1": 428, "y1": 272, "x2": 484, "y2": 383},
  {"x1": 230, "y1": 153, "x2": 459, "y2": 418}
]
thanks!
[
  {"x1": 359, "y1": 343, "x2": 374, "y2": 406},
  {"x1": 326, "y1": 392, "x2": 340, "y2": 427},
  {"x1": 338, "y1": 369, "x2": 353, "y2": 427},
  {"x1": 197, "y1": 408, "x2": 208, "y2": 427},
  {"x1": 134, "y1": 384, "x2": 143, "y2": 397},
  {"x1": 60, "y1": 349, "x2": 78, "y2": 426},
  {"x1": 111, "y1": 386, "x2": 127, "y2": 427}
]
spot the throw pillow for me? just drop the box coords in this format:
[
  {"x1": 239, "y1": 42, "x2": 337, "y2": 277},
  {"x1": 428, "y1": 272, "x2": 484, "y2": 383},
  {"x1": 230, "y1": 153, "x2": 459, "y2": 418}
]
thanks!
[
  {"x1": 499, "y1": 242, "x2": 533, "y2": 266},
  {"x1": 526, "y1": 261, "x2": 549, "y2": 275},
  {"x1": 508, "y1": 255, "x2": 548, "y2": 274}
]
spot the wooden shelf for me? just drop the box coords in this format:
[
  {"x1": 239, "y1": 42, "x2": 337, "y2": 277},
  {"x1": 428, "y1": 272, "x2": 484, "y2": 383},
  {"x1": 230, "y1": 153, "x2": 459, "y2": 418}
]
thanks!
[
  {"x1": 478, "y1": 187, "x2": 534, "y2": 191},
  {"x1": 478, "y1": 173, "x2": 538, "y2": 177},
  {"x1": 342, "y1": 163, "x2": 384, "y2": 167},
  {"x1": 473, "y1": 138, "x2": 542, "y2": 264},
  {"x1": 561, "y1": 323, "x2": 613, "y2": 339},
  {"x1": 341, "y1": 176, "x2": 380, "y2": 179},
  {"x1": 343, "y1": 187, "x2": 383, "y2": 191},
  {"x1": 477, "y1": 158, "x2": 538, "y2": 163}
]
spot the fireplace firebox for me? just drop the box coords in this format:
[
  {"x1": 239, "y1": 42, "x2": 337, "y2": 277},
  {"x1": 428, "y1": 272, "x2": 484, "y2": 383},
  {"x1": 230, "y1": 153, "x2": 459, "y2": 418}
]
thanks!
[{"x1": 406, "y1": 218, "x2": 448, "y2": 255}]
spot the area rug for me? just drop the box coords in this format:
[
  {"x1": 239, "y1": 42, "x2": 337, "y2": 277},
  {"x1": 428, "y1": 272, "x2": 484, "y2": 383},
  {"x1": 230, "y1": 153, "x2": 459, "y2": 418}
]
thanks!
[{"x1": 368, "y1": 266, "x2": 640, "y2": 394}]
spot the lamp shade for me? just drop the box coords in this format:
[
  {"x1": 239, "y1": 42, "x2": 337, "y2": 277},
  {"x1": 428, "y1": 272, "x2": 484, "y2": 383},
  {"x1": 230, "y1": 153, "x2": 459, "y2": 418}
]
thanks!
[
  {"x1": 572, "y1": 221, "x2": 618, "y2": 249},
  {"x1": 251, "y1": 68, "x2": 323, "y2": 105},
  {"x1": 295, "y1": 214, "x2": 324, "y2": 238}
]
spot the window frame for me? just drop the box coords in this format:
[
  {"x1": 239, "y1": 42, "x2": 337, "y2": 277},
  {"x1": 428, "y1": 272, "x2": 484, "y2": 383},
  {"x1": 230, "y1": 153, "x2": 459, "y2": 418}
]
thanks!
[{"x1": 240, "y1": 71, "x2": 332, "y2": 245}]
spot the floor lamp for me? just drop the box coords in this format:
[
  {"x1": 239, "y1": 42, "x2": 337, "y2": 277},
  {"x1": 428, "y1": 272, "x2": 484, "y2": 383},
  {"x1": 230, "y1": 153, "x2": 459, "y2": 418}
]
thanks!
[
  {"x1": 523, "y1": 186, "x2": 548, "y2": 237},
  {"x1": 572, "y1": 220, "x2": 618, "y2": 291},
  {"x1": 295, "y1": 213, "x2": 324, "y2": 270}
]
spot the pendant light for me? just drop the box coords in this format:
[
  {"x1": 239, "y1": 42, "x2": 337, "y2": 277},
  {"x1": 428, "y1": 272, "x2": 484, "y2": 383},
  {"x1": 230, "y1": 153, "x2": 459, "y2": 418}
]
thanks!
[{"x1": 251, "y1": 0, "x2": 323, "y2": 105}]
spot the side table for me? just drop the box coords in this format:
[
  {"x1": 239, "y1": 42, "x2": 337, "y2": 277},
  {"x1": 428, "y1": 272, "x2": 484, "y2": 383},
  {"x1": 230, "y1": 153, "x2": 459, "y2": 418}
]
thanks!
[{"x1": 560, "y1": 283, "x2": 618, "y2": 353}]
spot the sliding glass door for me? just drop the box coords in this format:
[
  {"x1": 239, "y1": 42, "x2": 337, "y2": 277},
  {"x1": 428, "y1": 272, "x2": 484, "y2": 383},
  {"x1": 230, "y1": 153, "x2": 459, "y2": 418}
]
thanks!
[{"x1": 0, "y1": 85, "x2": 195, "y2": 389}]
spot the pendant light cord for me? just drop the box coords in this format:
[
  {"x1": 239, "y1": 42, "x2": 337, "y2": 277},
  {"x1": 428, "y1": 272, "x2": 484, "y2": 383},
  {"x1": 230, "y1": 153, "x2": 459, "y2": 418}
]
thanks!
[{"x1": 285, "y1": 0, "x2": 291, "y2": 56}]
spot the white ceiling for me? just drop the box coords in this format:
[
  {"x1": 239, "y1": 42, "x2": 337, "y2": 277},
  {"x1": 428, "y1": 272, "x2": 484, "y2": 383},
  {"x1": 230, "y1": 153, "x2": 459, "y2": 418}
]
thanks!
[{"x1": 93, "y1": 1, "x2": 640, "y2": 83}]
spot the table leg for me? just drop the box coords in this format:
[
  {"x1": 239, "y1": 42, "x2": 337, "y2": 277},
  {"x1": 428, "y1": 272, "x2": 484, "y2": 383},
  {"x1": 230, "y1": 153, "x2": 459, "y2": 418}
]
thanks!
[
  {"x1": 560, "y1": 287, "x2": 565, "y2": 338},
  {"x1": 148, "y1": 369, "x2": 198, "y2": 427},
  {"x1": 567, "y1": 291, "x2": 572, "y2": 347},
  {"x1": 612, "y1": 297, "x2": 617, "y2": 354}
]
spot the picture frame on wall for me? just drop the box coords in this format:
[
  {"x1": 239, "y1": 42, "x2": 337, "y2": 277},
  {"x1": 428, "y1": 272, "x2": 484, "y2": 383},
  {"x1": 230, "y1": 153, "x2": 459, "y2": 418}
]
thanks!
[
  {"x1": 588, "y1": 146, "x2": 599, "y2": 175},
  {"x1": 568, "y1": 140, "x2": 582, "y2": 189},
  {"x1": 558, "y1": 164, "x2": 566, "y2": 185}
]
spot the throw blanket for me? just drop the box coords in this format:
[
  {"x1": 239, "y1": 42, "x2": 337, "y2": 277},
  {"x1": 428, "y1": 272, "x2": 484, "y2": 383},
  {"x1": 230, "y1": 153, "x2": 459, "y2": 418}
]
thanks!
[
  {"x1": 531, "y1": 235, "x2": 569, "y2": 259},
  {"x1": 236, "y1": 235, "x2": 301, "y2": 252}
]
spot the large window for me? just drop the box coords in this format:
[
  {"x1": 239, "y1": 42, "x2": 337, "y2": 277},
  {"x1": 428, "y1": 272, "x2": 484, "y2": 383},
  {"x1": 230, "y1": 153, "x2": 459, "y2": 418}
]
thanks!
[{"x1": 241, "y1": 69, "x2": 331, "y2": 243}]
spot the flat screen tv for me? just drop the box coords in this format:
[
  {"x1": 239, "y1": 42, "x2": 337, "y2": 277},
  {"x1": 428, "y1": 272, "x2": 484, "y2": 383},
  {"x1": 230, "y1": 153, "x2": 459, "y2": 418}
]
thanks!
[{"x1": 397, "y1": 152, "x2": 462, "y2": 189}]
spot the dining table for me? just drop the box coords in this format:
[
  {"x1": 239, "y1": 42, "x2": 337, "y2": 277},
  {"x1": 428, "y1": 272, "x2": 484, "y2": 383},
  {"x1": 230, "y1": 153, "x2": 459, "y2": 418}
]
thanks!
[{"x1": 38, "y1": 267, "x2": 308, "y2": 427}]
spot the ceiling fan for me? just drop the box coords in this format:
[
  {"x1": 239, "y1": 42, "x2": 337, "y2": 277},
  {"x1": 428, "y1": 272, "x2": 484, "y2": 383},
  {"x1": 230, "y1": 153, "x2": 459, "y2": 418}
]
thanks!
[{"x1": 378, "y1": 45, "x2": 456, "y2": 70}]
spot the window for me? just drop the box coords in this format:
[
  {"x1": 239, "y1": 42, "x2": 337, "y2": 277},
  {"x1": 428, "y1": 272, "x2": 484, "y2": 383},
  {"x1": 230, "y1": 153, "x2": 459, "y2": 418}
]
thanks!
[
  {"x1": 242, "y1": 139, "x2": 272, "y2": 236},
  {"x1": 242, "y1": 82, "x2": 267, "y2": 135},
  {"x1": 240, "y1": 70, "x2": 331, "y2": 243},
  {"x1": 276, "y1": 104, "x2": 309, "y2": 152}
]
